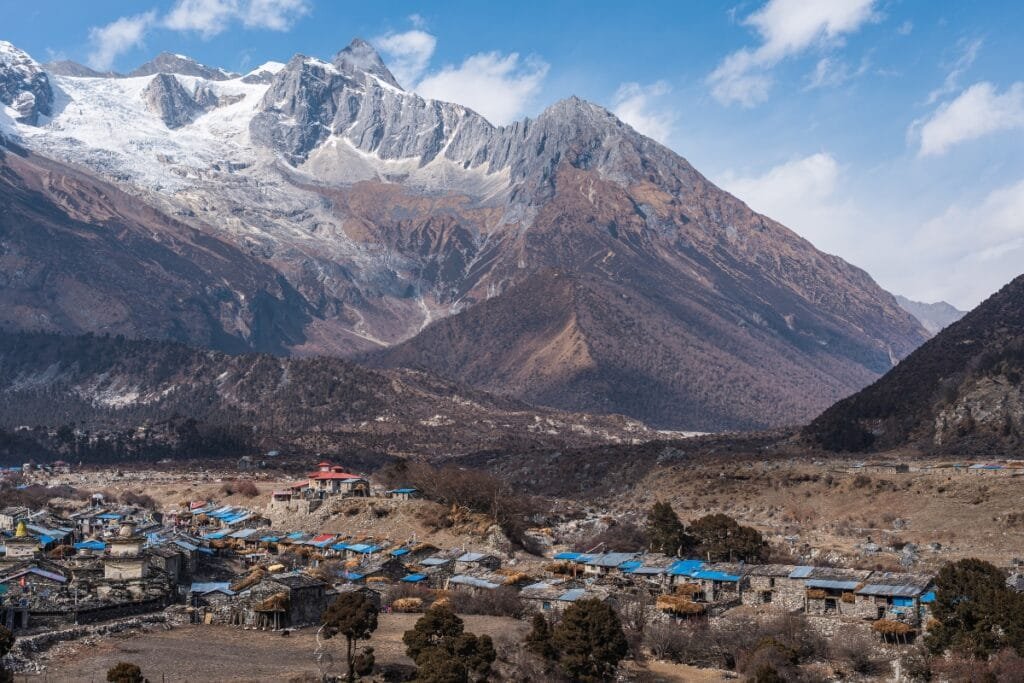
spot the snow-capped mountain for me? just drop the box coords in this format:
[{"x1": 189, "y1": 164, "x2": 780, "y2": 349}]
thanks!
[{"x1": 0, "y1": 37, "x2": 930, "y2": 430}]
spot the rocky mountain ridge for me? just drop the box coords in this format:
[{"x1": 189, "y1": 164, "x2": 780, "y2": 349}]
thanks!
[
  {"x1": 0, "y1": 37, "x2": 930, "y2": 430},
  {"x1": 807, "y1": 274, "x2": 1024, "y2": 454}
]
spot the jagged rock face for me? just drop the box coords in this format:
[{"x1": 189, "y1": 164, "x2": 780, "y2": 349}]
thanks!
[
  {"x1": 895, "y1": 295, "x2": 966, "y2": 336},
  {"x1": 333, "y1": 38, "x2": 403, "y2": 88},
  {"x1": 130, "y1": 52, "x2": 237, "y2": 80},
  {"x1": 0, "y1": 41, "x2": 53, "y2": 125},
  {"x1": 143, "y1": 74, "x2": 210, "y2": 129}
]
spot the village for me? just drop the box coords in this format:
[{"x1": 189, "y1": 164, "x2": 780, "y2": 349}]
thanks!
[{"x1": 3, "y1": 456, "x2": 1024, "y2": 680}]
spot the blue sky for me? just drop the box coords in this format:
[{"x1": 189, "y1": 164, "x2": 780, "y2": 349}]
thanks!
[{"x1": 3, "y1": 0, "x2": 1023, "y2": 308}]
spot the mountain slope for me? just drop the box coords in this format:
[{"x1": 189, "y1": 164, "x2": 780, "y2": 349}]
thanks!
[
  {"x1": 806, "y1": 274, "x2": 1024, "y2": 453},
  {"x1": 0, "y1": 331, "x2": 652, "y2": 459},
  {"x1": 0, "y1": 39, "x2": 929, "y2": 430},
  {"x1": 895, "y1": 295, "x2": 966, "y2": 336},
  {"x1": 0, "y1": 140, "x2": 312, "y2": 353}
]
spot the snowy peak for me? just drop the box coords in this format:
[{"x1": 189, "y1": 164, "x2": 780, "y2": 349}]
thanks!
[
  {"x1": 130, "y1": 52, "x2": 238, "y2": 81},
  {"x1": 0, "y1": 40, "x2": 53, "y2": 125},
  {"x1": 332, "y1": 38, "x2": 402, "y2": 89},
  {"x1": 44, "y1": 60, "x2": 118, "y2": 78},
  {"x1": 241, "y1": 61, "x2": 285, "y2": 84}
]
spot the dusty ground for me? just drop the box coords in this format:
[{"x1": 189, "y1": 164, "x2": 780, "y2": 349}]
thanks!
[
  {"x1": 620, "y1": 456, "x2": 1024, "y2": 567},
  {"x1": 18, "y1": 615, "x2": 530, "y2": 682}
]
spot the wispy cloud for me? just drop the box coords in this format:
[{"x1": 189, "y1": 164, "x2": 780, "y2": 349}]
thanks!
[
  {"x1": 708, "y1": 0, "x2": 879, "y2": 106},
  {"x1": 612, "y1": 81, "x2": 676, "y2": 144},
  {"x1": 805, "y1": 55, "x2": 869, "y2": 90},
  {"x1": 86, "y1": 0, "x2": 310, "y2": 68},
  {"x1": 87, "y1": 11, "x2": 157, "y2": 71},
  {"x1": 914, "y1": 81, "x2": 1024, "y2": 156},
  {"x1": 373, "y1": 29, "x2": 437, "y2": 88},
  {"x1": 926, "y1": 37, "x2": 983, "y2": 105},
  {"x1": 415, "y1": 52, "x2": 549, "y2": 125}
]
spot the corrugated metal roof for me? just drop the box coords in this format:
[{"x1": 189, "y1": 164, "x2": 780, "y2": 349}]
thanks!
[
  {"x1": 450, "y1": 575, "x2": 500, "y2": 590},
  {"x1": 693, "y1": 570, "x2": 740, "y2": 582},
  {"x1": 391, "y1": 548, "x2": 410, "y2": 556},
  {"x1": 558, "y1": 588, "x2": 587, "y2": 602},
  {"x1": 789, "y1": 566, "x2": 814, "y2": 579},
  {"x1": 857, "y1": 584, "x2": 927, "y2": 597},
  {"x1": 189, "y1": 582, "x2": 234, "y2": 595},
  {"x1": 402, "y1": 573, "x2": 427, "y2": 582},
  {"x1": 553, "y1": 552, "x2": 581, "y2": 560},
  {"x1": 630, "y1": 566, "x2": 667, "y2": 575},
  {"x1": 806, "y1": 579, "x2": 861, "y2": 590},
  {"x1": 667, "y1": 559, "x2": 705, "y2": 576},
  {"x1": 618, "y1": 561, "x2": 642, "y2": 572},
  {"x1": 457, "y1": 552, "x2": 490, "y2": 563},
  {"x1": 585, "y1": 552, "x2": 639, "y2": 567},
  {"x1": 74, "y1": 540, "x2": 106, "y2": 551},
  {"x1": 921, "y1": 590, "x2": 936, "y2": 604},
  {"x1": 420, "y1": 556, "x2": 451, "y2": 566}
]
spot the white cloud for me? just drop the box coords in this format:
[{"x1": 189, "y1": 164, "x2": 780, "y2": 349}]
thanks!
[
  {"x1": 163, "y1": 0, "x2": 237, "y2": 38},
  {"x1": 87, "y1": 11, "x2": 157, "y2": 71},
  {"x1": 806, "y1": 55, "x2": 868, "y2": 89},
  {"x1": 908, "y1": 179, "x2": 1024, "y2": 305},
  {"x1": 611, "y1": 81, "x2": 676, "y2": 144},
  {"x1": 241, "y1": 0, "x2": 310, "y2": 31},
  {"x1": 718, "y1": 153, "x2": 847, "y2": 247},
  {"x1": 915, "y1": 82, "x2": 1024, "y2": 156},
  {"x1": 708, "y1": 0, "x2": 879, "y2": 106},
  {"x1": 162, "y1": 0, "x2": 309, "y2": 39},
  {"x1": 897, "y1": 20, "x2": 913, "y2": 36},
  {"x1": 415, "y1": 52, "x2": 549, "y2": 125},
  {"x1": 926, "y1": 37, "x2": 982, "y2": 105},
  {"x1": 374, "y1": 29, "x2": 437, "y2": 88}
]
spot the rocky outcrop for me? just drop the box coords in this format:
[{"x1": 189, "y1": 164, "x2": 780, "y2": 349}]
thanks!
[
  {"x1": 130, "y1": 51, "x2": 237, "y2": 80},
  {"x1": 0, "y1": 41, "x2": 53, "y2": 125},
  {"x1": 143, "y1": 73, "x2": 215, "y2": 128}
]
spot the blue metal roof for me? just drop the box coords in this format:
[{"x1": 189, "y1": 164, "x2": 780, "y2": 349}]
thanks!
[
  {"x1": 204, "y1": 531, "x2": 228, "y2": 540},
  {"x1": 342, "y1": 572, "x2": 364, "y2": 581},
  {"x1": 667, "y1": 559, "x2": 705, "y2": 576},
  {"x1": 618, "y1": 561, "x2": 642, "y2": 572},
  {"x1": 96, "y1": 513, "x2": 123, "y2": 520},
  {"x1": 174, "y1": 540, "x2": 199, "y2": 552},
  {"x1": 402, "y1": 573, "x2": 427, "y2": 582},
  {"x1": 391, "y1": 548, "x2": 410, "y2": 556},
  {"x1": 921, "y1": 590, "x2": 936, "y2": 604},
  {"x1": 693, "y1": 570, "x2": 740, "y2": 582},
  {"x1": 74, "y1": 540, "x2": 106, "y2": 551},
  {"x1": 789, "y1": 566, "x2": 814, "y2": 579},
  {"x1": 190, "y1": 582, "x2": 234, "y2": 595},
  {"x1": 260, "y1": 535, "x2": 281, "y2": 543},
  {"x1": 390, "y1": 488, "x2": 418, "y2": 494},
  {"x1": 287, "y1": 532, "x2": 305, "y2": 540},
  {"x1": 553, "y1": 552, "x2": 581, "y2": 560}
]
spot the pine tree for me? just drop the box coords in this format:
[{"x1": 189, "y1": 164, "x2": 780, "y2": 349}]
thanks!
[
  {"x1": 551, "y1": 599, "x2": 629, "y2": 682},
  {"x1": 106, "y1": 662, "x2": 144, "y2": 683},
  {"x1": 525, "y1": 613, "x2": 557, "y2": 661},
  {"x1": 403, "y1": 607, "x2": 496, "y2": 682},
  {"x1": 646, "y1": 501, "x2": 693, "y2": 555},
  {"x1": 321, "y1": 592, "x2": 380, "y2": 681}
]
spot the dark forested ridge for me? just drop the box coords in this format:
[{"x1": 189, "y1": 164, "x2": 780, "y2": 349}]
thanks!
[
  {"x1": 0, "y1": 331, "x2": 652, "y2": 464},
  {"x1": 805, "y1": 274, "x2": 1024, "y2": 454}
]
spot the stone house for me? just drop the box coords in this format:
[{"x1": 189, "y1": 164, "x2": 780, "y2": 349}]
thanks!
[
  {"x1": 454, "y1": 551, "x2": 501, "y2": 574},
  {"x1": 797, "y1": 567, "x2": 873, "y2": 617},
  {"x1": 742, "y1": 564, "x2": 803, "y2": 610},
  {"x1": 853, "y1": 572, "x2": 934, "y2": 626}
]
